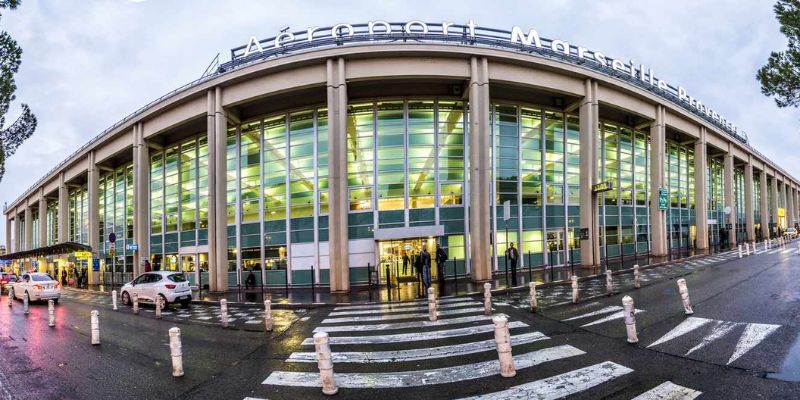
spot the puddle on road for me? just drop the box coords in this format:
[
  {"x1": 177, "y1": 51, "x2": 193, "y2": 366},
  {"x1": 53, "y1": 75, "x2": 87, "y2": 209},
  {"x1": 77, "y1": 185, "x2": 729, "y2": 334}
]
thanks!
[{"x1": 767, "y1": 331, "x2": 800, "y2": 382}]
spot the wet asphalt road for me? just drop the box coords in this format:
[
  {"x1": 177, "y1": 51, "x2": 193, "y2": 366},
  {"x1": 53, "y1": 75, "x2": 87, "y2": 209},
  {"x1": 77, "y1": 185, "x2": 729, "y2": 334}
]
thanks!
[{"x1": 2, "y1": 245, "x2": 800, "y2": 399}]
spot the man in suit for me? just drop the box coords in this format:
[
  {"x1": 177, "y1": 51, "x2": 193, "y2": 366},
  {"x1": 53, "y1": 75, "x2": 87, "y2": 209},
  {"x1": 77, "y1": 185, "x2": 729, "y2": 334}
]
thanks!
[{"x1": 506, "y1": 242, "x2": 519, "y2": 286}]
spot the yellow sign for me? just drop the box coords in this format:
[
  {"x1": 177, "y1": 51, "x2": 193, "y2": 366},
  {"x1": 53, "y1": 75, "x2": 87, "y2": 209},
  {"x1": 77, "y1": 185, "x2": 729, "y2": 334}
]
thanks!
[
  {"x1": 778, "y1": 208, "x2": 786, "y2": 217},
  {"x1": 74, "y1": 251, "x2": 92, "y2": 260}
]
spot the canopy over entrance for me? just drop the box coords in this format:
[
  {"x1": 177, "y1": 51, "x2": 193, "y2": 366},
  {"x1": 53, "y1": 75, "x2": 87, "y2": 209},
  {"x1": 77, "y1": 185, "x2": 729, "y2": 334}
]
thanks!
[{"x1": 0, "y1": 242, "x2": 92, "y2": 261}]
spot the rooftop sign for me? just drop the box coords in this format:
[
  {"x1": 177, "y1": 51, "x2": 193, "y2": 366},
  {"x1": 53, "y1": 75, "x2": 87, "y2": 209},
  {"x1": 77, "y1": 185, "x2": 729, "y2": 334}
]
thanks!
[{"x1": 231, "y1": 21, "x2": 747, "y2": 143}]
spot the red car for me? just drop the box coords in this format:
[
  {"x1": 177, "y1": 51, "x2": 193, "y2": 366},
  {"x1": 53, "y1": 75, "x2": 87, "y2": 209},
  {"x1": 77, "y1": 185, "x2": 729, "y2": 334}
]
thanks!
[{"x1": 0, "y1": 272, "x2": 18, "y2": 293}]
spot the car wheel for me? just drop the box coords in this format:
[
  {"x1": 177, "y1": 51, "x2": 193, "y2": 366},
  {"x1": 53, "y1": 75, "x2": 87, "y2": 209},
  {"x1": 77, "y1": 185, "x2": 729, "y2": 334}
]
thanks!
[
  {"x1": 53, "y1": 299, "x2": 59, "y2": 305},
  {"x1": 180, "y1": 300, "x2": 190, "y2": 308},
  {"x1": 158, "y1": 294, "x2": 169, "y2": 310},
  {"x1": 121, "y1": 291, "x2": 131, "y2": 306}
]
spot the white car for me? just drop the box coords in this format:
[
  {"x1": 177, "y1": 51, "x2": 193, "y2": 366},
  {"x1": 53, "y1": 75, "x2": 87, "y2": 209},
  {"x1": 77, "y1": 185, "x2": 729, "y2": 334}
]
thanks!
[
  {"x1": 9, "y1": 272, "x2": 61, "y2": 303},
  {"x1": 121, "y1": 271, "x2": 192, "y2": 308}
]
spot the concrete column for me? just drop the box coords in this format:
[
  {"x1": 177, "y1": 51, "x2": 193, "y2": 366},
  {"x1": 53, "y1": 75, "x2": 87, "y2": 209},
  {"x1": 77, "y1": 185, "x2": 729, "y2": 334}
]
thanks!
[
  {"x1": 789, "y1": 185, "x2": 796, "y2": 228},
  {"x1": 206, "y1": 90, "x2": 219, "y2": 292},
  {"x1": 15, "y1": 213, "x2": 21, "y2": 252},
  {"x1": 87, "y1": 151, "x2": 99, "y2": 285},
  {"x1": 132, "y1": 123, "x2": 150, "y2": 278},
  {"x1": 327, "y1": 58, "x2": 351, "y2": 292},
  {"x1": 214, "y1": 87, "x2": 229, "y2": 292},
  {"x1": 649, "y1": 105, "x2": 667, "y2": 257},
  {"x1": 781, "y1": 178, "x2": 788, "y2": 230},
  {"x1": 579, "y1": 79, "x2": 599, "y2": 266},
  {"x1": 723, "y1": 148, "x2": 735, "y2": 247},
  {"x1": 771, "y1": 174, "x2": 779, "y2": 237},
  {"x1": 468, "y1": 57, "x2": 492, "y2": 282},
  {"x1": 38, "y1": 191, "x2": 47, "y2": 247},
  {"x1": 744, "y1": 160, "x2": 755, "y2": 241},
  {"x1": 24, "y1": 205, "x2": 32, "y2": 251},
  {"x1": 5, "y1": 218, "x2": 11, "y2": 253},
  {"x1": 58, "y1": 172, "x2": 69, "y2": 243},
  {"x1": 760, "y1": 169, "x2": 769, "y2": 239},
  {"x1": 693, "y1": 128, "x2": 708, "y2": 251}
]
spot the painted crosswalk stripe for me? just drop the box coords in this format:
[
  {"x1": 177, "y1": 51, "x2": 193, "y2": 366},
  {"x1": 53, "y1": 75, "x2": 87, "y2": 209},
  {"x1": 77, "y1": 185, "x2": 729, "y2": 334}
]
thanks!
[
  {"x1": 580, "y1": 309, "x2": 643, "y2": 327},
  {"x1": 648, "y1": 317, "x2": 712, "y2": 348},
  {"x1": 334, "y1": 298, "x2": 476, "y2": 311},
  {"x1": 782, "y1": 249, "x2": 793, "y2": 254},
  {"x1": 301, "y1": 321, "x2": 528, "y2": 345},
  {"x1": 562, "y1": 306, "x2": 622, "y2": 321},
  {"x1": 455, "y1": 361, "x2": 632, "y2": 400},
  {"x1": 632, "y1": 381, "x2": 702, "y2": 399},
  {"x1": 264, "y1": 345, "x2": 584, "y2": 388},
  {"x1": 322, "y1": 307, "x2": 485, "y2": 323},
  {"x1": 328, "y1": 301, "x2": 479, "y2": 316},
  {"x1": 287, "y1": 331, "x2": 549, "y2": 363},
  {"x1": 727, "y1": 323, "x2": 781, "y2": 364},
  {"x1": 314, "y1": 314, "x2": 493, "y2": 333},
  {"x1": 685, "y1": 320, "x2": 740, "y2": 356}
]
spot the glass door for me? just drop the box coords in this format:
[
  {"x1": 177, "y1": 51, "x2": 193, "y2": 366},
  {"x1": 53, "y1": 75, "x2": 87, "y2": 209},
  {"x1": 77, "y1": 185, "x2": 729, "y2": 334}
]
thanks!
[
  {"x1": 546, "y1": 230, "x2": 565, "y2": 266},
  {"x1": 180, "y1": 254, "x2": 196, "y2": 286}
]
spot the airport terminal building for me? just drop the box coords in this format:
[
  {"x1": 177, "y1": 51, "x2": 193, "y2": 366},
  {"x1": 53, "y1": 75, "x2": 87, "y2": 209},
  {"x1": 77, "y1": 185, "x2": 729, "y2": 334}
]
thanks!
[{"x1": 3, "y1": 21, "x2": 798, "y2": 293}]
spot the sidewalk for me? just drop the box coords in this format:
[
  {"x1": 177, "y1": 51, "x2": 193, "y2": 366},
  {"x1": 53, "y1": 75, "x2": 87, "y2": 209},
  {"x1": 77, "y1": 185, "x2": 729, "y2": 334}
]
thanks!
[{"x1": 68, "y1": 246, "x2": 730, "y2": 307}]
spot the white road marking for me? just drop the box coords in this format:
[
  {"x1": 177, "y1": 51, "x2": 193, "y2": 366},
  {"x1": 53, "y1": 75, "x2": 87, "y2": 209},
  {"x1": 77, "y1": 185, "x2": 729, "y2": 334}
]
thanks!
[
  {"x1": 562, "y1": 306, "x2": 622, "y2": 321},
  {"x1": 648, "y1": 317, "x2": 712, "y2": 348},
  {"x1": 455, "y1": 361, "x2": 632, "y2": 400},
  {"x1": 632, "y1": 381, "x2": 702, "y2": 400},
  {"x1": 321, "y1": 307, "x2": 484, "y2": 323},
  {"x1": 328, "y1": 301, "x2": 479, "y2": 316},
  {"x1": 301, "y1": 321, "x2": 528, "y2": 345},
  {"x1": 314, "y1": 314, "x2": 493, "y2": 332},
  {"x1": 727, "y1": 323, "x2": 781, "y2": 364},
  {"x1": 287, "y1": 331, "x2": 549, "y2": 363},
  {"x1": 263, "y1": 345, "x2": 584, "y2": 388},
  {"x1": 333, "y1": 298, "x2": 476, "y2": 311},
  {"x1": 580, "y1": 309, "x2": 643, "y2": 327},
  {"x1": 782, "y1": 249, "x2": 793, "y2": 254},
  {"x1": 685, "y1": 320, "x2": 740, "y2": 356}
]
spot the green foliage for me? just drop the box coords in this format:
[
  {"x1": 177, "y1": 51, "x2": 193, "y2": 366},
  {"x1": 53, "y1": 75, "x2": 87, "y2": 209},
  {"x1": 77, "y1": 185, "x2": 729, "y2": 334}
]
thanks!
[
  {"x1": 758, "y1": 0, "x2": 800, "y2": 108},
  {"x1": 0, "y1": 0, "x2": 35, "y2": 182}
]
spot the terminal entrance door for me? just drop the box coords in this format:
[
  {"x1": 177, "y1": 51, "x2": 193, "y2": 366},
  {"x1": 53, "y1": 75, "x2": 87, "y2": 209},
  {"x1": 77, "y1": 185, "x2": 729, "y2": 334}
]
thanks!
[
  {"x1": 377, "y1": 237, "x2": 438, "y2": 286},
  {"x1": 546, "y1": 230, "x2": 565, "y2": 266}
]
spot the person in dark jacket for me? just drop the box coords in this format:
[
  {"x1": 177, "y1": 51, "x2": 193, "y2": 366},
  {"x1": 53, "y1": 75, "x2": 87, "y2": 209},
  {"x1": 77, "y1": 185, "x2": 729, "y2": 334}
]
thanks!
[
  {"x1": 435, "y1": 244, "x2": 448, "y2": 284},
  {"x1": 506, "y1": 242, "x2": 519, "y2": 286},
  {"x1": 245, "y1": 268, "x2": 256, "y2": 290},
  {"x1": 420, "y1": 247, "x2": 432, "y2": 288}
]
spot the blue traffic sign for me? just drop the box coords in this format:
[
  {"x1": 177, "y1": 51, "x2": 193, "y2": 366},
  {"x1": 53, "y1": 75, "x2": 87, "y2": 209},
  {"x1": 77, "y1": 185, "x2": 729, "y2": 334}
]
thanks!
[
  {"x1": 125, "y1": 243, "x2": 139, "y2": 251},
  {"x1": 108, "y1": 232, "x2": 117, "y2": 243}
]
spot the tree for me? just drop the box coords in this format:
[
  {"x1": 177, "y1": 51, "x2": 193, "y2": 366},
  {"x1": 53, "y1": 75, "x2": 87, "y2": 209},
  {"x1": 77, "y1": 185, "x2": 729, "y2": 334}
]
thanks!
[{"x1": 0, "y1": 0, "x2": 36, "y2": 182}]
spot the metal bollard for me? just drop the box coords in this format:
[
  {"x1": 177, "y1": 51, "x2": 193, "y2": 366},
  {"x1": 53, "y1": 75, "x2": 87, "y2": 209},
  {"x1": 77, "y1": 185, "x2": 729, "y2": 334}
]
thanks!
[
  {"x1": 112, "y1": 290, "x2": 118, "y2": 311},
  {"x1": 23, "y1": 293, "x2": 28, "y2": 315},
  {"x1": 169, "y1": 327, "x2": 184, "y2": 377},
  {"x1": 48, "y1": 300, "x2": 55, "y2": 327},
  {"x1": 91, "y1": 310, "x2": 100, "y2": 345},
  {"x1": 634, "y1": 264, "x2": 641, "y2": 289},
  {"x1": 483, "y1": 282, "x2": 492, "y2": 316},
  {"x1": 220, "y1": 299, "x2": 229, "y2": 328},
  {"x1": 622, "y1": 295, "x2": 639, "y2": 343},
  {"x1": 314, "y1": 331, "x2": 338, "y2": 395},
  {"x1": 571, "y1": 275, "x2": 579, "y2": 304},
  {"x1": 606, "y1": 270, "x2": 613, "y2": 294},
  {"x1": 529, "y1": 282, "x2": 537, "y2": 312},
  {"x1": 155, "y1": 296, "x2": 163, "y2": 319},
  {"x1": 427, "y1": 287, "x2": 437, "y2": 321},
  {"x1": 493, "y1": 314, "x2": 516, "y2": 378},
  {"x1": 738, "y1": 244, "x2": 742, "y2": 258},
  {"x1": 264, "y1": 300, "x2": 273, "y2": 332},
  {"x1": 676, "y1": 278, "x2": 694, "y2": 315},
  {"x1": 133, "y1": 292, "x2": 139, "y2": 315}
]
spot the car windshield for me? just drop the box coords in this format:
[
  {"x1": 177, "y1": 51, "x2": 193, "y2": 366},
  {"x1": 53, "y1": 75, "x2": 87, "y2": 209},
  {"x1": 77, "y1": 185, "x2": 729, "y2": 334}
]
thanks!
[
  {"x1": 32, "y1": 274, "x2": 54, "y2": 282},
  {"x1": 168, "y1": 274, "x2": 187, "y2": 283}
]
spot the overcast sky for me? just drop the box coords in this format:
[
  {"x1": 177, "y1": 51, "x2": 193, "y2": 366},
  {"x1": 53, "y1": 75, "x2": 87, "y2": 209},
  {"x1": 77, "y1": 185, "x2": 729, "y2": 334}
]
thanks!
[{"x1": 0, "y1": 0, "x2": 796, "y2": 241}]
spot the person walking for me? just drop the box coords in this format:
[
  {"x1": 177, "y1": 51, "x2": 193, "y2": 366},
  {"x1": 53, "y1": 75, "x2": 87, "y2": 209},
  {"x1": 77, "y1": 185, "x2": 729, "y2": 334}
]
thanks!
[
  {"x1": 245, "y1": 268, "x2": 256, "y2": 290},
  {"x1": 420, "y1": 247, "x2": 432, "y2": 289},
  {"x1": 506, "y1": 242, "x2": 519, "y2": 286},
  {"x1": 435, "y1": 244, "x2": 448, "y2": 284},
  {"x1": 402, "y1": 253, "x2": 410, "y2": 276}
]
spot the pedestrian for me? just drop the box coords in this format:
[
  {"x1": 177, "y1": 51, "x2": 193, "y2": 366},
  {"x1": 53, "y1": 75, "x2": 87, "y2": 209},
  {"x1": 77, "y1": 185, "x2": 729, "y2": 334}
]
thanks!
[
  {"x1": 144, "y1": 260, "x2": 151, "y2": 273},
  {"x1": 414, "y1": 252, "x2": 423, "y2": 286},
  {"x1": 60, "y1": 268, "x2": 67, "y2": 286},
  {"x1": 506, "y1": 242, "x2": 519, "y2": 286},
  {"x1": 402, "y1": 253, "x2": 410, "y2": 276},
  {"x1": 436, "y1": 243, "x2": 448, "y2": 284},
  {"x1": 245, "y1": 268, "x2": 256, "y2": 290},
  {"x1": 420, "y1": 247, "x2": 432, "y2": 289}
]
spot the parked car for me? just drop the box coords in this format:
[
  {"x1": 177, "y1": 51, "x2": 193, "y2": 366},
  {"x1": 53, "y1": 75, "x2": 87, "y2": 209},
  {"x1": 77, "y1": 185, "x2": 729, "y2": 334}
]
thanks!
[
  {"x1": 784, "y1": 227, "x2": 797, "y2": 239},
  {"x1": 120, "y1": 271, "x2": 192, "y2": 309},
  {"x1": 0, "y1": 272, "x2": 17, "y2": 293},
  {"x1": 9, "y1": 272, "x2": 60, "y2": 303}
]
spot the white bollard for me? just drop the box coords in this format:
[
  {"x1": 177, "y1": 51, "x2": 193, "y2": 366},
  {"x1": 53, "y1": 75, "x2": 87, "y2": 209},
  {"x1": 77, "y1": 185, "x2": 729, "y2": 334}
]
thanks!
[
  {"x1": 622, "y1": 295, "x2": 639, "y2": 343},
  {"x1": 634, "y1": 264, "x2": 641, "y2": 289},
  {"x1": 91, "y1": 310, "x2": 100, "y2": 345},
  {"x1": 23, "y1": 293, "x2": 28, "y2": 315},
  {"x1": 738, "y1": 244, "x2": 742, "y2": 258},
  {"x1": 133, "y1": 292, "x2": 139, "y2": 315},
  {"x1": 427, "y1": 287, "x2": 437, "y2": 321},
  {"x1": 797, "y1": 242, "x2": 800, "y2": 255},
  {"x1": 764, "y1": 240, "x2": 769, "y2": 252},
  {"x1": 112, "y1": 290, "x2": 118, "y2": 311},
  {"x1": 264, "y1": 300, "x2": 273, "y2": 332},
  {"x1": 314, "y1": 331, "x2": 338, "y2": 395},
  {"x1": 571, "y1": 275, "x2": 579, "y2": 304},
  {"x1": 48, "y1": 300, "x2": 55, "y2": 327},
  {"x1": 6, "y1": 290, "x2": 10, "y2": 307},
  {"x1": 745, "y1": 242, "x2": 750, "y2": 256},
  {"x1": 676, "y1": 278, "x2": 694, "y2": 315},
  {"x1": 169, "y1": 327, "x2": 184, "y2": 377},
  {"x1": 483, "y1": 282, "x2": 492, "y2": 316},
  {"x1": 529, "y1": 282, "x2": 537, "y2": 312},
  {"x1": 155, "y1": 296, "x2": 163, "y2": 319},
  {"x1": 220, "y1": 299, "x2": 229, "y2": 328},
  {"x1": 493, "y1": 314, "x2": 516, "y2": 378},
  {"x1": 606, "y1": 270, "x2": 613, "y2": 294}
]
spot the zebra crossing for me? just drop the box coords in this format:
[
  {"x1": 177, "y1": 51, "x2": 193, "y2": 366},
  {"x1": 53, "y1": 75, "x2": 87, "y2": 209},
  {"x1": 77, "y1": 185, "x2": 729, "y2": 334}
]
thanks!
[{"x1": 256, "y1": 296, "x2": 703, "y2": 399}]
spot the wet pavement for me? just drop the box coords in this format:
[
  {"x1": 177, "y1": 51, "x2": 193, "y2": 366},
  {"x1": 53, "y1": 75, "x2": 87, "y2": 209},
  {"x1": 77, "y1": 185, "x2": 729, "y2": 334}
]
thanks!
[{"x1": 2, "y1": 242, "x2": 800, "y2": 399}]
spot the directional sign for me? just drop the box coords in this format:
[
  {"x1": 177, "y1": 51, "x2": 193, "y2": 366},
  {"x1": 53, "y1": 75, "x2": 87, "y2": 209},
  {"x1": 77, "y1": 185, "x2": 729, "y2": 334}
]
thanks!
[
  {"x1": 592, "y1": 181, "x2": 614, "y2": 193},
  {"x1": 126, "y1": 243, "x2": 139, "y2": 251},
  {"x1": 658, "y1": 188, "x2": 669, "y2": 210},
  {"x1": 503, "y1": 200, "x2": 511, "y2": 222},
  {"x1": 74, "y1": 251, "x2": 92, "y2": 260},
  {"x1": 92, "y1": 258, "x2": 100, "y2": 272}
]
